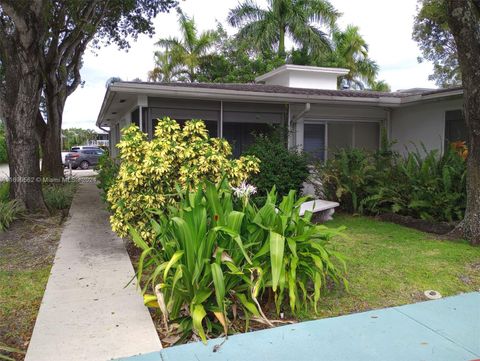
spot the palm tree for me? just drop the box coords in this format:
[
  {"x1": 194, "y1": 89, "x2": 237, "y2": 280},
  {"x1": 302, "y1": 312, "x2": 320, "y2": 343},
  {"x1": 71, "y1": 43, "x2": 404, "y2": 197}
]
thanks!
[
  {"x1": 148, "y1": 48, "x2": 180, "y2": 82},
  {"x1": 369, "y1": 80, "x2": 391, "y2": 92},
  {"x1": 328, "y1": 25, "x2": 380, "y2": 89},
  {"x1": 227, "y1": 0, "x2": 340, "y2": 58},
  {"x1": 152, "y1": 9, "x2": 218, "y2": 82}
]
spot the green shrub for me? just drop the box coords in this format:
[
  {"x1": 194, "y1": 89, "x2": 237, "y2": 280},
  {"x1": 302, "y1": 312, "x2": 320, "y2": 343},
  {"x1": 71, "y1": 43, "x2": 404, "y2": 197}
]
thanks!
[
  {"x1": 43, "y1": 182, "x2": 78, "y2": 211},
  {"x1": 96, "y1": 153, "x2": 119, "y2": 202},
  {"x1": 108, "y1": 118, "x2": 260, "y2": 242},
  {"x1": 0, "y1": 199, "x2": 24, "y2": 232},
  {"x1": 244, "y1": 128, "x2": 309, "y2": 203},
  {"x1": 316, "y1": 143, "x2": 466, "y2": 222},
  {"x1": 132, "y1": 179, "x2": 347, "y2": 343}
]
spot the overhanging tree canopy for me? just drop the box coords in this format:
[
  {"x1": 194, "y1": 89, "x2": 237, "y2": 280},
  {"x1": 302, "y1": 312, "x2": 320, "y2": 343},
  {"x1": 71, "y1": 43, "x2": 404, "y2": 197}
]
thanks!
[{"x1": 0, "y1": 0, "x2": 176, "y2": 210}]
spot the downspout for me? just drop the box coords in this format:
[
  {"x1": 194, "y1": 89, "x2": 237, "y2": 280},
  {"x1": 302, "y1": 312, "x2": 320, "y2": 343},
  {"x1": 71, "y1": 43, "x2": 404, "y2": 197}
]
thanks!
[
  {"x1": 291, "y1": 103, "x2": 310, "y2": 152},
  {"x1": 219, "y1": 100, "x2": 223, "y2": 138},
  {"x1": 139, "y1": 105, "x2": 143, "y2": 132},
  {"x1": 293, "y1": 102, "x2": 311, "y2": 123}
]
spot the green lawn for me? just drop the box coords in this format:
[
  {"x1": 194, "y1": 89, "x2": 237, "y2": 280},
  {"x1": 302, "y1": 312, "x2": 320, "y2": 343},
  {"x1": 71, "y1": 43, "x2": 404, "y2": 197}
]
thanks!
[{"x1": 311, "y1": 214, "x2": 480, "y2": 319}]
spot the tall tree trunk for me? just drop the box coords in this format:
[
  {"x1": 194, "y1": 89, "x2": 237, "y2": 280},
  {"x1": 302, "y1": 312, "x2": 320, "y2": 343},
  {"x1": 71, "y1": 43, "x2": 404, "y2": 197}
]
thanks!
[
  {"x1": 279, "y1": 25, "x2": 286, "y2": 58},
  {"x1": 1, "y1": 56, "x2": 47, "y2": 212},
  {"x1": 446, "y1": 0, "x2": 480, "y2": 245},
  {"x1": 40, "y1": 83, "x2": 66, "y2": 179}
]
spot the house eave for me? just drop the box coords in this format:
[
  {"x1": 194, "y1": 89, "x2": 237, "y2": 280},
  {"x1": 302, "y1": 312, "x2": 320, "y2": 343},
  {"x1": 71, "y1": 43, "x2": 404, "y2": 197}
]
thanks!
[{"x1": 96, "y1": 83, "x2": 465, "y2": 127}]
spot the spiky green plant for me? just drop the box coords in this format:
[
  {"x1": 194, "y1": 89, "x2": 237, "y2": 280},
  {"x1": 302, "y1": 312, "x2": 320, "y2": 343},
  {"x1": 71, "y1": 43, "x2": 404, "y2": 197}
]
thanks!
[{"x1": 0, "y1": 200, "x2": 24, "y2": 232}]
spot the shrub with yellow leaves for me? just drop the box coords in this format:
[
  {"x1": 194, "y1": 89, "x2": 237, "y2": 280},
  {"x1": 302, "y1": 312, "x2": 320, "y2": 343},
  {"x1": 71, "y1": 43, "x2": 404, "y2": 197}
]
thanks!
[{"x1": 107, "y1": 118, "x2": 260, "y2": 242}]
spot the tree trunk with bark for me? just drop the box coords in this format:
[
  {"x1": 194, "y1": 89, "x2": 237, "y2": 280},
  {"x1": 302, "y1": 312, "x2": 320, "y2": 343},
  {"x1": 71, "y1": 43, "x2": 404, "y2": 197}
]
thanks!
[
  {"x1": 39, "y1": 82, "x2": 67, "y2": 179},
  {"x1": 446, "y1": 0, "x2": 480, "y2": 245},
  {"x1": 1, "y1": 53, "x2": 47, "y2": 212}
]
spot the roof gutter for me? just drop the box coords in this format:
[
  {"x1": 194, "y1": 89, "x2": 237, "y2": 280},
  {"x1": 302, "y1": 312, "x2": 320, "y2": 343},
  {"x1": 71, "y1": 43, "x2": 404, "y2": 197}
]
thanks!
[{"x1": 105, "y1": 83, "x2": 403, "y2": 106}]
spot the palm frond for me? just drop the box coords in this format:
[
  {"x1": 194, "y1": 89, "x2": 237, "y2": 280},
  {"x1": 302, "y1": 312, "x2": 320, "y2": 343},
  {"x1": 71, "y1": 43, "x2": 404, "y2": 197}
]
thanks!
[{"x1": 227, "y1": 0, "x2": 268, "y2": 27}]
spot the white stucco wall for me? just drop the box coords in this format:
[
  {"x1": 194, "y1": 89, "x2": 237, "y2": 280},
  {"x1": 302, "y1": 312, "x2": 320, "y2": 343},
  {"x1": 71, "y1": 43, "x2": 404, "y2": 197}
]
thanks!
[
  {"x1": 390, "y1": 97, "x2": 463, "y2": 154},
  {"x1": 263, "y1": 69, "x2": 340, "y2": 90}
]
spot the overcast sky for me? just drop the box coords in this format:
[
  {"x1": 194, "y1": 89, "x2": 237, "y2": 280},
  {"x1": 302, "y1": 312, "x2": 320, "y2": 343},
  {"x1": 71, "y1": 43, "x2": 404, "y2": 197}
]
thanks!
[{"x1": 63, "y1": 0, "x2": 435, "y2": 130}]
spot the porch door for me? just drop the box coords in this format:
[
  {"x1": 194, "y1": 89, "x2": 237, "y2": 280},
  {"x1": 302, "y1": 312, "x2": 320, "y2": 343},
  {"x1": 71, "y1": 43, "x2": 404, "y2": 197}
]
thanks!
[{"x1": 303, "y1": 123, "x2": 326, "y2": 160}]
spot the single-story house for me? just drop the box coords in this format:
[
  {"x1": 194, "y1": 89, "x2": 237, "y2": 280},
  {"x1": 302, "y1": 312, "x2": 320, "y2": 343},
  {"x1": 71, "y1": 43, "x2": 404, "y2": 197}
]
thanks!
[{"x1": 96, "y1": 64, "x2": 466, "y2": 161}]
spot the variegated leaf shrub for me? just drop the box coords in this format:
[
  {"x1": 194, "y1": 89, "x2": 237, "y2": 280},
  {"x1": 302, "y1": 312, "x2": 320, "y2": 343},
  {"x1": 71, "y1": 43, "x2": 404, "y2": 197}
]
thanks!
[{"x1": 107, "y1": 118, "x2": 260, "y2": 241}]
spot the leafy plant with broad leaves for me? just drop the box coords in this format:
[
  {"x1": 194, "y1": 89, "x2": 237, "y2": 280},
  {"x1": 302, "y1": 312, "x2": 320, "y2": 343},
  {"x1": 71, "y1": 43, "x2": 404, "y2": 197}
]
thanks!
[
  {"x1": 244, "y1": 127, "x2": 310, "y2": 205},
  {"x1": 130, "y1": 179, "x2": 347, "y2": 343},
  {"x1": 316, "y1": 141, "x2": 466, "y2": 223}
]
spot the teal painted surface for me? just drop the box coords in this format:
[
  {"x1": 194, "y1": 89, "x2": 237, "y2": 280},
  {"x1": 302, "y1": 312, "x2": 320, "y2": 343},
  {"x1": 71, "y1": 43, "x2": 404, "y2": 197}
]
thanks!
[
  {"x1": 395, "y1": 292, "x2": 480, "y2": 356},
  {"x1": 117, "y1": 292, "x2": 480, "y2": 361}
]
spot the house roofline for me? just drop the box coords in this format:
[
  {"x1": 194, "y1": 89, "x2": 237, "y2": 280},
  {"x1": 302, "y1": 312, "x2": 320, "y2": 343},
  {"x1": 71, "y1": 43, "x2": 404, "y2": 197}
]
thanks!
[{"x1": 96, "y1": 82, "x2": 463, "y2": 127}]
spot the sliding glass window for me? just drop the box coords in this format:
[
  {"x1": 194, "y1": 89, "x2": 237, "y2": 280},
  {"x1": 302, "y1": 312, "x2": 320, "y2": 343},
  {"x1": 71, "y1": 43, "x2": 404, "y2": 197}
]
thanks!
[{"x1": 304, "y1": 121, "x2": 381, "y2": 161}]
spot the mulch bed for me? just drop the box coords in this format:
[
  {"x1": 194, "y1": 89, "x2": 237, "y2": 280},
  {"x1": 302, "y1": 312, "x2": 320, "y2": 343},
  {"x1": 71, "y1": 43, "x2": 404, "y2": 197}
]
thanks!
[{"x1": 376, "y1": 213, "x2": 457, "y2": 235}]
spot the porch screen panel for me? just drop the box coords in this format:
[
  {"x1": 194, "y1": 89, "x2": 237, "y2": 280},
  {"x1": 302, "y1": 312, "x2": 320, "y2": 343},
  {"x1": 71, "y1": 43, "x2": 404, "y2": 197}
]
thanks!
[
  {"x1": 354, "y1": 122, "x2": 380, "y2": 151},
  {"x1": 327, "y1": 123, "x2": 353, "y2": 159},
  {"x1": 304, "y1": 123, "x2": 326, "y2": 161},
  {"x1": 445, "y1": 110, "x2": 467, "y2": 144},
  {"x1": 223, "y1": 107, "x2": 284, "y2": 157},
  {"x1": 131, "y1": 108, "x2": 140, "y2": 127},
  {"x1": 223, "y1": 122, "x2": 271, "y2": 157}
]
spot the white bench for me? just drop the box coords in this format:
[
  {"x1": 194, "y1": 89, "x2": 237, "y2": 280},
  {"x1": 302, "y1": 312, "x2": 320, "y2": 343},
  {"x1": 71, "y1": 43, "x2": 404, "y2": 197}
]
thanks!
[{"x1": 299, "y1": 200, "x2": 340, "y2": 221}]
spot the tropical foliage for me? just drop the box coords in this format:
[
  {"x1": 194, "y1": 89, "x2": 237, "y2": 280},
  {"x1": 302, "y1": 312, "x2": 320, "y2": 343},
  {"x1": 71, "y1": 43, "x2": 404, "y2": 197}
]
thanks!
[
  {"x1": 291, "y1": 25, "x2": 388, "y2": 90},
  {"x1": 149, "y1": 3, "x2": 389, "y2": 89},
  {"x1": 0, "y1": 199, "x2": 24, "y2": 232},
  {"x1": 149, "y1": 9, "x2": 218, "y2": 82},
  {"x1": 413, "y1": 0, "x2": 461, "y2": 87},
  {"x1": 96, "y1": 153, "x2": 119, "y2": 203},
  {"x1": 61, "y1": 128, "x2": 99, "y2": 151},
  {"x1": 227, "y1": 0, "x2": 339, "y2": 57},
  {"x1": 315, "y1": 141, "x2": 467, "y2": 223},
  {"x1": 132, "y1": 179, "x2": 347, "y2": 343},
  {"x1": 43, "y1": 182, "x2": 78, "y2": 212},
  {"x1": 244, "y1": 127, "x2": 309, "y2": 203},
  {"x1": 197, "y1": 26, "x2": 285, "y2": 83},
  {"x1": 107, "y1": 119, "x2": 260, "y2": 241}
]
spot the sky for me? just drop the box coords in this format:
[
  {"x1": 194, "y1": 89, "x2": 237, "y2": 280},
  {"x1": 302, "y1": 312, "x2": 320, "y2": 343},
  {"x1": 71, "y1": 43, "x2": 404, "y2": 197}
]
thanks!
[{"x1": 63, "y1": 0, "x2": 435, "y2": 130}]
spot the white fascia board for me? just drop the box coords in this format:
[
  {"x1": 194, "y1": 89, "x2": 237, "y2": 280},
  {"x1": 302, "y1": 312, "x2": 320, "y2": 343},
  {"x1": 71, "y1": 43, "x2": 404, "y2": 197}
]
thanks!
[
  {"x1": 401, "y1": 89, "x2": 464, "y2": 104},
  {"x1": 107, "y1": 83, "x2": 402, "y2": 107}
]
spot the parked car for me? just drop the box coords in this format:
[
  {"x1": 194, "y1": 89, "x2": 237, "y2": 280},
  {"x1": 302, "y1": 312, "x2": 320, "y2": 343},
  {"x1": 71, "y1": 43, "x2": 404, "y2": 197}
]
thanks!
[
  {"x1": 70, "y1": 145, "x2": 102, "y2": 152},
  {"x1": 65, "y1": 148, "x2": 104, "y2": 170},
  {"x1": 61, "y1": 151, "x2": 70, "y2": 166}
]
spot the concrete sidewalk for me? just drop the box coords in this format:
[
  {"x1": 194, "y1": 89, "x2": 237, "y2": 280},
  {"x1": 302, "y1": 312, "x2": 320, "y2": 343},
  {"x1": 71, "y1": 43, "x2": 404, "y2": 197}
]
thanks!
[
  {"x1": 118, "y1": 292, "x2": 480, "y2": 361},
  {"x1": 26, "y1": 183, "x2": 161, "y2": 361}
]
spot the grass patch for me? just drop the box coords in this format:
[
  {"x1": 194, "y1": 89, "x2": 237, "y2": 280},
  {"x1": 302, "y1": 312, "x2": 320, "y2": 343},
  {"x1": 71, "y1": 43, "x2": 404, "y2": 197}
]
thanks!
[
  {"x1": 309, "y1": 214, "x2": 480, "y2": 319},
  {"x1": 0, "y1": 180, "x2": 77, "y2": 360}
]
